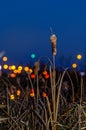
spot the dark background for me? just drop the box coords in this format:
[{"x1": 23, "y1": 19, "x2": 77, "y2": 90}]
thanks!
[{"x1": 0, "y1": 0, "x2": 86, "y2": 70}]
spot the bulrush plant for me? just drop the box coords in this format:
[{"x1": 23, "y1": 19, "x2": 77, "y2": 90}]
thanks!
[
  {"x1": 0, "y1": 34, "x2": 85, "y2": 130},
  {"x1": 27, "y1": 34, "x2": 69, "y2": 130},
  {"x1": 27, "y1": 34, "x2": 86, "y2": 130}
]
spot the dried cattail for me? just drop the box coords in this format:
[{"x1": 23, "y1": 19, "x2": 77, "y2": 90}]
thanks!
[
  {"x1": 50, "y1": 34, "x2": 57, "y2": 56},
  {"x1": 34, "y1": 61, "x2": 39, "y2": 75}
]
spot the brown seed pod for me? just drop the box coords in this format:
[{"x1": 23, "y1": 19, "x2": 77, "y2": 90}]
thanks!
[{"x1": 50, "y1": 34, "x2": 57, "y2": 56}]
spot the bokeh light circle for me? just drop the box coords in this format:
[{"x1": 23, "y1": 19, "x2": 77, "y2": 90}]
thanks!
[
  {"x1": 76, "y1": 54, "x2": 82, "y2": 60},
  {"x1": 31, "y1": 54, "x2": 36, "y2": 59}
]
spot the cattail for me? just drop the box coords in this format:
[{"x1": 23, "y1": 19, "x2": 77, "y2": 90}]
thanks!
[
  {"x1": 50, "y1": 34, "x2": 57, "y2": 56},
  {"x1": 34, "y1": 61, "x2": 39, "y2": 75}
]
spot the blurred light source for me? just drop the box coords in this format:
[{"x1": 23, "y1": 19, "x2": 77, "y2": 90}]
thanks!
[
  {"x1": 31, "y1": 74, "x2": 35, "y2": 79},
  {"x1": 42, "y1": 92, "x2": 47, "y2": 98},
  {"x1": 77, "y1": 54, "x2": 82, "y2": 60},
  {"x1": 10, "y1": 94, "x2": 15, "y2": 100},
  {"x1": 29, "y1": 68, "x2": 33, "y2": 73},
  {"x1": 17, "y1": 70, "x2": 21, "y2": 74},
  {"x1": 0, "y1": 65, "x2": 2, "y2": 70},
  {"x1": 3, "y1": 64, "x2": 8, "y2": 69},
  {"x1": 8, "y1": 66, "x2": 11, "y2": 70},
  {"x1": 24, "y1": 66, "x2": 29, "y2": 72},
  {"x1": 13, "y1": 69, "x2": 18, "y2": 74},
  {"x1": 18, "y1": 66, "x2": 23, "y2": 71},
  {"x1": 13, "y1": 69, "x2": 21, "y2": 74},
  {"x1": 17, "y1": 89, "x2": 21, "y2": 96},
  {"x1": 80, "y1": 72, "x2": 85, "y2": 76},
  {"x1": 72, "y1": 63, "x2": 77, "y2": 68},
  {"x1": 11, "y1": 65, "x2": 16, "y2": 70},
  {"x1": 31, "y1": 54, "x2": 36, "y2": 59},
  {"x1": 45, "y1": 73, "x2": 50, "y2": 79},
  {"x1": 9, "y1": 73, "x2": 16, "y2": 78},
  {"x1": 2, "y1": 56, "x2": 8, "y2": 62},
  {"x1": 43, "y1": 70, "x2": 47, "y2": 75},
  {"x1": 30, "y1": 89, "x2": 35, "y2": 97}
]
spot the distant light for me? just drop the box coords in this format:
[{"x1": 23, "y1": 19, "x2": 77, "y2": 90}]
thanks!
[
  {"x1": 43, "y1": 70, "x2": 47, "y2": 75},
  {"x1": 31, "y1": 54, "x2": 36, "y2": 59},
  {"x1": 10, "y1": 94, "x2": 15, "y2": 100},
  {"x1": 13, "y1": 69, "x2": 21, "y2": 74},
  {"x1": 77, "y1": 54, "x2": 82, "y2": 60},
  {"x1": 45, "y1": 74, "x2": 50, "y2": 79},
  {"x1": 30, "y1": 89, "x2": 35, "y2": 97},
  {"x1": 11, "y1": 65, "x2": 16, "y2": 70},
  {"x1": 8, "y1": 66, "x2": 11, "y2": 70},
  {"x1": 18, "y1": 66, "x2": 23, "y2": 71},
  {"x1": 72, "y1": 63, "x2": 77, "y2": 69},
  {"x1": 3, "y1": 64, "x2": 8, "y2": 69},
  {"x1": 29, "y1": 68, "x2": 33, "y2": 73},
  {"x1": 80, "y1": 72, "x2": 85, "y2": 76},
  {"x1": 42, "y1": 92, "x2": 47, "y2": 98},
  {"x1": 0, "y1": 65, "x2": 2, "y2": 70},
  {"x1": 17, "y1": 70, "x2": 21, "y2": 74},
  {"x1": 31, "y1": 74, "x2": 35, "y2": 79},
  {"x1": 2, "y1": 56, "x2": 8, "y2": 62},
  {"x1": 8, "y1": 65, "x2": 16, "y2": 71},
  {"x1": 14, "y1": 69, "x2": 18, "y2": 74},
  {"x1": 24, "y1": 66, "x2": 29, "y2": 72},
  {"x1": 16, "y1": 89, "x2": 21, "y2": 96},
  {"x1": 9, "y1": 73, "x2": 16, "y2": 78}
]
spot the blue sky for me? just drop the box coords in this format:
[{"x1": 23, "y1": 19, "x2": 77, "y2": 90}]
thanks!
[{"x1": 0, "y1": 0, "x2": 86, "y2": 69}]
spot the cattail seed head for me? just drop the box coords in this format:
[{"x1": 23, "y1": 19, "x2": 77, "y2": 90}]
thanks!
[{"x1": 50, "y1": 34, "x2": 57, "y2": 56}]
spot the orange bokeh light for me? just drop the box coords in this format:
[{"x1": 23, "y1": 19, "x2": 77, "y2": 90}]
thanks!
[
  {"x1": 10, "y1": 94, "x2": 15, "y2": 100},
  {"x1": 17, "y1": 89, "x2": 21, "y2": 96},
  {"x1": 43, "y1": 70, "x2": 47, "y2": 75},
  {"x1": 18, "y1": 66, "x2": 23, "y2": 71},
  {"x1": 30, "y1": 89, "x2": 35, "y2": 97},
  {"x1": 2, "y1": 56, "x2": 8, "y2": 62},
  {"x1": 24, "y1": 66, "x2": 29, "y2": 72},
  {"x1": 9, "y1": 73, "x2": 16, "y2": 78},
  {"x1": 42, "y1": 92, "x2": 47, "y2": 98},
  {"x1": 29, "y1": 68, "x2": 33, "y2": 73},
  {"x1": 72, "y1": 63, "x2": 77, "y2": 68}
]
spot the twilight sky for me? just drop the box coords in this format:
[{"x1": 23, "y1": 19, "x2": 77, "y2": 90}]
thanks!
[{"x1": 0, "y1": 0, "x2": 86, "y2": 69}]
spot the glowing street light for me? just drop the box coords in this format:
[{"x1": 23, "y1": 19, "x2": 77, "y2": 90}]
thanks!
[
  {"x1": 18, "y1": 66, "x2": 23, "y2": 71},
  {"x1": 2, "y1": 56, "x2": 8, "y2": 62},
  {"x1": 3, "y1": 64, "x2": 8, "y2": 69},
  {"x1": 76, "y1": 54, "x2": 82, "y2": 60},
  {"x1": 72, "y1": 63, "x2": 77, "y2": 69},
  {"x1": 24, "y1": 66, "x2": 29, "y2": 72},
  {"x1": 11, "y1": 65, "x2": 16, "y2": 70}
]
